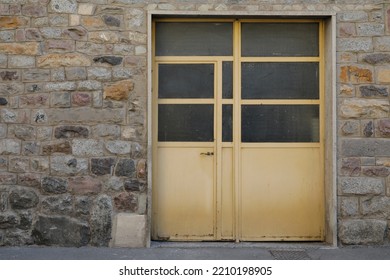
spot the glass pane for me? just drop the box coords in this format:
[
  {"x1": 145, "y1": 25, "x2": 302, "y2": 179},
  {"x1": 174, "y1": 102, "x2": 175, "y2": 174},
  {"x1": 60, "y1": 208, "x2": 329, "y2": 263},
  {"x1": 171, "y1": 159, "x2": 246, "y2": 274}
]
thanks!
[
  {"x1": 158, "y1": 64, "x2": 214, "y2": 99},
  {"x1": 223, "y1": 61, "x2": 233, "y2": 99},
  {"x1": 222, "y1": 105, "x2": 233, "y2": 142},
  {"x1": 241, "y1": 22, "x2": 319, "y2": 57},
  {"x1": 241, "y1": 62, "x2": 319, "y2": 99},
  {"x1": 155, "y1": 22, "x2": 233, "y2": 56},
  {"x1": 158, "y1": 104, "x2": 214, "y2": 142},
  {"x1": 241, "y1": 105, "x2": 319, "y2": 143}
]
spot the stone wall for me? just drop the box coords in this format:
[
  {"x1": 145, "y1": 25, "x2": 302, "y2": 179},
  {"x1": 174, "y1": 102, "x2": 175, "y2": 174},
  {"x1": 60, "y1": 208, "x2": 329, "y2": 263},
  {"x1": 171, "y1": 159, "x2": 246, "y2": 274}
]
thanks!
[{"x1": 0, "y1": 0, "x2": 390, "y2": 247}]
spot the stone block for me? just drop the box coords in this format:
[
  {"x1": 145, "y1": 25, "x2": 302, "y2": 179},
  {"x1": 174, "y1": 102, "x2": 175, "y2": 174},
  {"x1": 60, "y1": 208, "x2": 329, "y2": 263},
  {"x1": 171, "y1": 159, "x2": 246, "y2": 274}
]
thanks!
[
  {"x1": 42, "y1": 195, "x2": 73, "y2": 215},
  {"x1": 65, "y1": 67, "x2": 87, "y2": 81},
  {"x1": 32, "y1": 109, "x2": 48, "y2": 124},
  {"x1": 72, "y1": 139, "x2": 104, "y2": 157},
  {"x1": 8, "y1": 55, "x2": 35, "y2": 68},
  {"x1": 23, "y1": 69, "x2": 50, "y2": 82},
  {"x1": 0, "y1": 54, "x2": 7, "y2": 67},
  {"x1": 42, "y1": 140, "x2": 72, "y2": 155},
  {"x1": 0, "y1": 16, "x2": 29, "y2": 29},
  {"x1": 1, "y1": 109, "x2": 30, "y2": 124},
  {"x1": 75, "y1": 196, "x2": 92, "y2": 216},
  {"x1": 357, "y1": 23, "x2": 384, "y2": 36},
  {"x1": 77, "y1": 80, "x2": 102, "y2": 91},
  {"x1": 0, "y1": 83, "x2": 24, "y2": 95},
  {"x1": 111, "y1": 213, "x2": 146, "y2": 247},
  {"x1": 136, "y1": 159, "x2": 146, "y2": 179},
  {"x1": 339, "y1": 197, "x2": 359, "y2": 217},
  {"x1": 104, "y1": 80, "x2": 133, "y2": 101},
  {"x1": 90, "y1": 195, "x2": 112, "y2": 246},
  {"x1": 0, "y1": 139, "x2": 21, "y2": 155},
  {"x1": 40, "y1": 27, "x2": 63, "y2": 39},
  {"x1": 80, "y1": 16, "x2": 106, "y2": 30},
  {"x1": 50, "y1": 0, "x2": 77, "y2": 14},
  {"x1": 18, "y1": 173, "x2": 41, "y2": 188},
  {"x1": 340, "y1": 120, "x2": 360, "y2": 136},
  {"x1": 78, "y1": 3, "x2": 95, "y2": 15},
  {"x1": 374, "y1": 37, "x2": 390, "y2": 52},
  {"x1": 45, "y1": 82, "x2": 76, "y2": 92},
  {"x1": 340, "y1": 157, "x2": 361, "y2": 176},
  {"x1": 115, "y1": 159, "x2": 135, "y2": 177},
  {"x1": 49, "y1": 14, "x2": 69, "y2": 27},
  {"x1": 72, "y1": 92, "x2": 91, "y2": 106},
  {"x1": 112, "y1": 68, "x2": 135, "y2": 80},
  {"x1": 361, "y1": 196, "x2": 390, "y2": 218},
  {"x1": 92, "y1": 124, "x2": 120, "y2": 139},
  {"x1": 340, "y1": 177, "x2": 384, "y2": 195},
  {"x1": 363, "y1": 53, "x2": 390, "y2": 65},
  {"x1": 105, "y1": 141, "x2": 131, "y2": 155},
  {"x1": 103, "y1": 15, "x2": 121, "y2": 27},
  {"x1": 339, "y1": 99, "x2": 389, "y2": 119},
  {"x1": 0, "y1": 157, "x2": 7, "y2": 170},
  {"x1": 87, "y1": 67, "x2": 111, "y2": 81},
  {"x1": 76, "y1": 41, "x2": 107, "y2": 55},
  {"x1": 105, "y1": 176, "x2": 123, "y2": 191},
  {"x1": 0, "y1": 43, "x2": 39, "y2": 55},
  {"x1": 9, "y1": 157, "x2": 29, "y2": 173},
  {"x1": 51, "y1": 156, "x2": 88, "y2": 176},
  {"x1": 377, "y1": 68, "x2": 390, "y2": 83},
  {"x1": 9, "y1": 125, "x2": 36, "y2": 140},
  {"x1": 114, "y1": 192, "x2": 137, "y2": 212},
  {"x1": 52, "y1": 68, "x2": 67, "y2": 82},
  {"x1": 45, "y1": 40, "x2": 74, "y2": 52},
  {"x1": 32, "y1": 215, "x2": 90, "y2": 247},
  {"x1": 69, "y1": 176, "x2": 102, "y2": 195},
  {"x1": 340, "y1": 65, "x2": 373, "y2": 84},
  {"x1": 54, "y1": 125, "x2": 89, "y2": 139},
  {"x1": 359, "y1": 85, "x2": 388, "y2": 98},
  {"x1": 337, "y1": 38, "x2": 373, "y2": 52},
  {"x1": 124, "y1": 179, "x2": 145, "y2": 192},
  {"x1": 0, "y1": 212, "x2": 19, "y2": 229},
  {"x1": 93, "y1": 56, "x2": 123, "y2": 66},
  {"x1": 363, "y1": 120, "x2": 374, "y2": 137},
  {"x1": 46, "y1": 108, "x2": 126, "y2": 124},
  {"x1": 378, "y1": 119, "x2": 390, "y2": 137},
  {"x1": 89, "y1": 31, "x2": 119, "y2": 43},
  {"x1": 338, "y1": 11, "x2": 368, "y2": 22},
  {"x1": 22, "y1": 141, "x2": 40, "y2": 156},
  {"x1": 64, "y1": 26, "x2": 87, "y2": 40},
  {"x1": 0, "y1": 70, "x2": 19, "y2": 81},
  {"x1": 9, "y1": 187, "x2": 39, "y2": 210},
  {"x1": 0, "y1": 30, "x2": 14, "y2": 42},
  {"x1": 22, "y1": 5, "x2": 47, "y2": 17},
  {"x1": 30, "y1": 157, "x2": 49, "y2": 173},
  {"x1": 0, "y1": 173, "x2": 17, "y2": 185},
  {"x1": 38, "y1": 53, "x2": 91, "y2": 68},
  {"x1": 339, "y1": 219, "x2": 386, "y2": 245},
  {"x1": 91, "y1": 157, "x2": 115, "y2": 176},
  {"x1": 69, "y1": 14, "x2": 80, "y2": 26},
  {"x1": 36, "y1": 127, "x2": 52, "y2": 141},
  {"x1": 25, "y1": 28, "x2": 42, "y2": 41},
  {"x1": 50, "y1": 92, "x2": 71, "y2": 108},
  {"x1": 41, "y1": 176, "x2": 68, "y2": 194}
]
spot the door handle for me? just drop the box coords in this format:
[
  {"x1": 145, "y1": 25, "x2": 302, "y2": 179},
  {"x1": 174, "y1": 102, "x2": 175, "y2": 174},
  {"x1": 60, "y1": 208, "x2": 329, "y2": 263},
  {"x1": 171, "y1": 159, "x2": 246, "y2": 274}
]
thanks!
[{"x1": 200, "y1": 152, "x2": 214, "y2": 156}]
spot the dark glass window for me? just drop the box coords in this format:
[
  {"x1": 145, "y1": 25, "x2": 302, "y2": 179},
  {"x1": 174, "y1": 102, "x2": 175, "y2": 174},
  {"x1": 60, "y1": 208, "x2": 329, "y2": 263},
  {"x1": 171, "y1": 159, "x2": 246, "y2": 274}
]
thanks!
[
  {"x1": 155, "y1": 22, "x2": 233, "y2": 56},
  {"x1": 158, "y1": 64, "x2": 214, "y2": 99},
  {"x1": 241, "y1": 23, "x2": 319, "y2": 57},
  {"x1": 241, "y1": 105, "x2": 319, "y2": 143},
  {"x1": 222, "y1": 105, "x2": 233, "y2": 142},
  {"x1": 241, "y1": 62, "x2": 319, "y2": 99},
  {"x1": 222, "y1": 61, "x2": 233, "y2": 99},
  {"x1": 158, "y1": 104, "x2": 214, "y2": 142}
]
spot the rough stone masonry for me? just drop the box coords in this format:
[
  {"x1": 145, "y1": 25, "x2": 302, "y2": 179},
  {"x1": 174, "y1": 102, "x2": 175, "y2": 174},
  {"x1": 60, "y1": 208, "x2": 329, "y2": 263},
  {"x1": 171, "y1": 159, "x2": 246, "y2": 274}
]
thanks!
[{"x1": 1, "y1": 0, "x2": 390, "y2": 247}]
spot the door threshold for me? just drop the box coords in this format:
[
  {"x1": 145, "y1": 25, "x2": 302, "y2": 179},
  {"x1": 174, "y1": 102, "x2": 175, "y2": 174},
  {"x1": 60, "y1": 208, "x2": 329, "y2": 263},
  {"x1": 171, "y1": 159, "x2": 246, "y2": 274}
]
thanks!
[{"x1": 151, "y1": 241, "x2": 335, "y2": 249}]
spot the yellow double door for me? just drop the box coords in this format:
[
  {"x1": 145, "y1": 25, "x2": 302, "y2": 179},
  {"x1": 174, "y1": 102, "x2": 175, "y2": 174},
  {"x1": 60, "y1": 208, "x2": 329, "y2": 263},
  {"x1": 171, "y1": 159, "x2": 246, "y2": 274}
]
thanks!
[{"x1": 152, "y1": 19, "x2": 325, "y2": 241}]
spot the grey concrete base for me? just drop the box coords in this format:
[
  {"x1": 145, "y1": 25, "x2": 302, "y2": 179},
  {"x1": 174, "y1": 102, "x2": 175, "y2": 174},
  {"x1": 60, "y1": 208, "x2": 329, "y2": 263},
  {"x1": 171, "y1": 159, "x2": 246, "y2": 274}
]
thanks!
[{"x1": 111, "y1": 214, "x2": 147, "y2": 248}]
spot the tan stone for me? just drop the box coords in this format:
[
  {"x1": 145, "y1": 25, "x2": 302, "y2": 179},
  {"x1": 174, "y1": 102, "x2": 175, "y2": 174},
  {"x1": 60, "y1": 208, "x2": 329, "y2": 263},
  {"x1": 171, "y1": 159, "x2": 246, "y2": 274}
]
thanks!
[
  {"x1": 37, "y1": 53, "x2": 91, "y2": 68},
  {"x1": 111, "y1": 214, "x2": 146, "y2": 247},
  {"x1": 104, "y1": 80, "x2": 134, "y2": 101},
  {"x1": 340, "y1": 65, "x2": 373, "y2": 84},
  {"x1": 69, "y1": 15, "x2": 80, "y2": 26},
  {"x1": 340, "y1": 84, "x2": 354, "y2": 96},
  {"x1": 340, "y1": 99, "x2": 389, "y2": 119},
  {"x1": 89, "y1": 31, "x2": 119, "y2": 43},
  {"x1": 377, "y1": 68, "x2": 390, "y2": 83},
  {"x1": 0, "y1": 43, "x2": 39, "y2": 55},
  {"x1": 78, "y1": 3, "x2": 96, "y2": 15},
  {"x1": 81, "y1": 17, "x2": 105, "y2": 29},
  {"x1": 0, "y1": 16, "x2": 28, "y2": 29}
]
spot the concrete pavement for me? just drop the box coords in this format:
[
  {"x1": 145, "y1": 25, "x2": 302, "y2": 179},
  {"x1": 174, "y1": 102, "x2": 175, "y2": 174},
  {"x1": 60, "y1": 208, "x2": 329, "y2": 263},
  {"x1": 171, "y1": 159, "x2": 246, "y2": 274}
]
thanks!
[{"x1": 1, "y1": 242, "x2": 390, "y2": 260}]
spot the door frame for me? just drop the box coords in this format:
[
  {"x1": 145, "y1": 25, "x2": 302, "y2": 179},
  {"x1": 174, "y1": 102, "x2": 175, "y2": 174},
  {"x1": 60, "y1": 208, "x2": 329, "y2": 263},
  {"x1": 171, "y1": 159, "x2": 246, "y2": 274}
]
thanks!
[{"x1": 146, "y1": 11, "x2": 337, "y2": 246}]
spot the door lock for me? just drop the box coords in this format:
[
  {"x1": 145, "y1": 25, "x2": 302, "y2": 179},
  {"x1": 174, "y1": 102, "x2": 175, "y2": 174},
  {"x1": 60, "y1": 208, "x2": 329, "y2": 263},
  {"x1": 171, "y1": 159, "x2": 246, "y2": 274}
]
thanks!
[{"x1": 200, "y1": 152, "x2": 214, "y2": 156}]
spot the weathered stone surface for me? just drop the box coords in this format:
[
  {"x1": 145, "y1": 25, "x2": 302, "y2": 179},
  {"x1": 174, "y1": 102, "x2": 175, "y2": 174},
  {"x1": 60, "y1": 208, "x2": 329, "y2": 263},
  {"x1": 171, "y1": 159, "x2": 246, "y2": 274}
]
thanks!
[
  {"x1": 65, "y1": 67, "x2": 87, "y2": 81},
  {"x1": 363, "y1": 53, "x2": 390, "y2": 64},
  {"x1": 105, "y1": 141, "x2": 131, "y2": 155},
  {"x1": 90, "y1": 195, "x2": 112, "y2": 246},
  {"x1": 69, "y1": 176, "x2": 102, "y2": 195},
  {"x1": 0, "y1": 139, "x2": 21, "y2": 155},
  {"x1": 80, "y1": 16, "x2": 106, "y2": 30},
  {"x1": 42, "y1": 195, "x2": 73, "y2": 215},
  {"x1": 362, "y1": 166, "x2": 390, "y2": 177},
  {"x1": 30, "y1": 157, "x2": 49, "y2": 172},
  {"x1": 42, "y1": 140, "x2": 72, "y2": 155},
  {"x1": 338, "y1": 38, "x2": 373, "y2": 52},
  {"x1": 77, "y1": 80, "x2": 102, "y2": 91},
  {"x1": 37, "y1": 53, "x2": 91, "y2": 68},
  {"x1": 23, "y1": 69, "x2": 50, "y2": 82},
  {"x1": 0, "y1": 16, "x2": 29, "y2": 29},
  {"x1": 64, "y1": 26, "x2": 87, "y2": 40},
  {"x1": 9, "y1": 125, "x2": 36, "y2": 140},
  {"x1": 357, "y1": 23, "x2": 384, "y2": 36},
  {"x1": 41, "y1": 176, "x2": 68, "y2": 194},
  {"x1": 374, "y1": 37, "x2": 390, "y2": 52},
  {"x1": 87, "y1": 67, "x2": 111, "y2": 81},
  {"x1": 340, "y1": 177, "x2": 384, "y2": 195},
  {"x1": 103, "y1": 15, "x2": 121, "y2": 27},
  {"x1": 22, "y1": 5, "x2": 47, "y2": 17},
  {"x1": 0, "y1": 43, "x2": 39, "y2": 55},
  {"x1": 0, "y1": 71, "x2": 18, "y2": 81},
  {"x1": 49, "y1": 14, "x2": 69, "y2": 27},
  {"x1": 0, "y1": 83, "x2": 24, "y2": 95},
  {"x1": 78, "y1": 3, "x2": 95, "y2": 15},
  {"x1": 92, "y1": 124, "x2": 120, "y2": 139},
  {"x1": 114, "y1": 192, "x2": 137, "y2": 212},
  {"x1": 45, "y1": 40, "x2": 74, "y2": 52},
  {"x1": 361, "y1": 196, "x2": 390, "y2": 218},
  {"x1": 50, "y1": 0, "x2": 77, "y2": 14},
  {"x1": 18, "y1": 210, "x2": 33, "y2": 230},
  {"x1": 0, "y1": 98, "x2": 8, "y2": 105},
  {"x1": 33, "y1": 110, "x2": 47, "y2": 124},
  {"x1": 359, "y1": 85, "x2": 388, "y2": 98},
  {"x1": 340, "y1": 99, "x2": 389, "y2": 119},
  {"x1": 54, "y1": 126, "x2": 89, "y2": 139},
  {"x1": 339, "y1": 219, "x2": 386, "y2": 245},
  {"x1": 46, "y1": 108, "x2": 126, "y2": 124},
  {"x1": 124, "y1": 179, "x2": 145, "y2": 192},
  {"x1": 0, "y1": 173, "x2": 17, "y2": 185},
  {"x1": 25, "y1": 28, "x2": 42, "y2": 41},
  {"x1": 363, "y1": 121, "x2": 374, "y2": 137},
  {"x1": 18, "y1": 173, "x2": 41, "y2": 188},
  {"x1": 17, "y1": 142, "x2": 38, "y2": 156},
  {"x1": 0, "y1": 212, "x2": 19, "y2": 229},
  {"x1": 72, "y1": 139, "x2": 104, "y2": 157},
  {"x1": 104, "y1": 80, "x2": 133, "y2": 101},
  {"x1": 72, "y1": 92, "x2": 91, "y2": 106},
  {"x1": 115, "y1": 159, "x2": 135, "y2": 177},
  {"x1": 45, "y1": 82, "x2": 76, "y2": 92},
  {"x1": 105, "y1": 176, "x2": 123, "y2": 191},
  {"x1": 51, "y1": 92, "x2": 70, "y2": 108},
  {"x1": 75, "y1": 196, "x2": 92, "y2": 216},
  {"x1": 377, "y1": 68, "x2": 390, "y2": 83},
  {"x1": 76, "y1": 41, "x2": 107, "y2": 55},
  {"x1": 338, "y1": 11, "x2": 368, "y2": 22},
  {"x1": 51, "y1": 68, "x2": 66, "y2": 82},
  {"x1": 9, "y1": 157, "x2": 29, "y2": 173},
  {"x1": 136, "y1": 159, "x2": 146, "y2": 179},
  {"x1": 339, "y1": 197, "x2": 359, "y2": 217},
  {"x1": 9, "y1": 187, "x2": 39, "y2": 209},
  {"x1": 378, "y1": 119, "x2": 390, "y2": 137},
  {"x1": 1, "y1": 109, "x2": 30, "y2": 124},
  {"x1": 340, "y1": 66, "x2": 373, "y2": 84},
  {"x1": 0, "y1": 30, "x2": 14, "y2": 42},
  {"x1": 91, "y1": 157, "x2": 115, "y2": 175},
  {"x1": 51, "y1": 156, "x2": 88, "y2": 176},
  {"x1": 19, "y1": 88, "x2": 44, "y2": 103},
  {"x1": 32, "y1": 215, "x2": 90, "y2": 247},
  {"x1": 89, "y1": 31, "x2": 119, "y2": 43},
  {"x1": 93, "y1": 56, "x2": 123, "y2": 66}
]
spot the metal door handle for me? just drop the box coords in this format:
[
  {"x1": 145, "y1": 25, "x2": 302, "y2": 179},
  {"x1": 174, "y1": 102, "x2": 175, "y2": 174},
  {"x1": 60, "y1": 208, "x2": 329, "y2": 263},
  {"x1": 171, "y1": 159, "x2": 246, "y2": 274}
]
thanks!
[{"x1": 200, "y1": 152, "x2": 214, "y2": 156}]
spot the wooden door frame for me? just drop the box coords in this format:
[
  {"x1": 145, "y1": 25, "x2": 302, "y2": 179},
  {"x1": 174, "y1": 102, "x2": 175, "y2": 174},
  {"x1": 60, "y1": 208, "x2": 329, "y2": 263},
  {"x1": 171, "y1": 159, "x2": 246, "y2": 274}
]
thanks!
[{"x1": 146, "y1": 11, "x2": 337, "y2": 247}]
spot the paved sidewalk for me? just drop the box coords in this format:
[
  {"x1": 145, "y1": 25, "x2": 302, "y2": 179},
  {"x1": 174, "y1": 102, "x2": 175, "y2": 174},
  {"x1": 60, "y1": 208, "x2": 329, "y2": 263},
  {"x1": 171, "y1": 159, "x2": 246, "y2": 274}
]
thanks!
[{"x1": 1, "y1": 242, "x2": 390, "y2": 260}]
